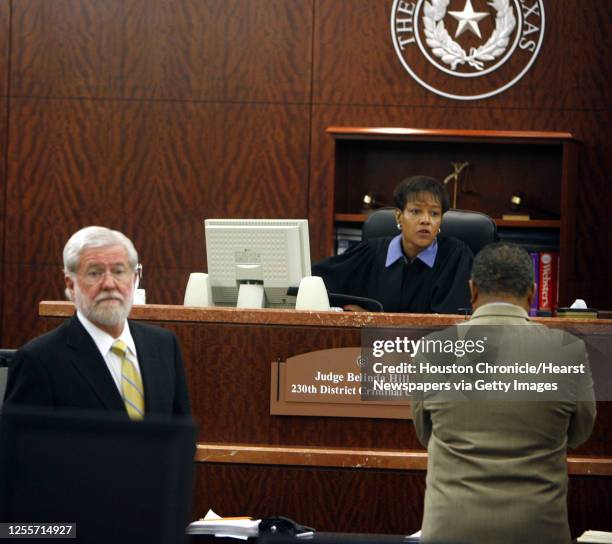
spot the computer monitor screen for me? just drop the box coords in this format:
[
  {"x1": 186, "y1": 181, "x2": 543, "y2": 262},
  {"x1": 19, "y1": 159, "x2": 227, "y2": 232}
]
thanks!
[
  {"x1": 0, "y1": 407, "x2": 196, "y2": 544},
  {"x1": 204, "y1": 219, "x2": 311, "y2": 308}
]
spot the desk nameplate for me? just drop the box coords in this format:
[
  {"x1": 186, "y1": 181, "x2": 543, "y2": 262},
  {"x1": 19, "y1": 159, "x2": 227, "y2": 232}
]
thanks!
[{"x1": 270, "y1": 347, "x2": 411, "y2": 419}]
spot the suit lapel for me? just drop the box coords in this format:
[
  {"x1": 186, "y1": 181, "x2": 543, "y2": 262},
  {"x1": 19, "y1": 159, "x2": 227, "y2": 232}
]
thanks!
[
  {"x1": 130, "y1": 321, "x2": 163, "y2": 413},
  {"x1": 65, "y1": 316, "x2": 126, "y2": 413}
]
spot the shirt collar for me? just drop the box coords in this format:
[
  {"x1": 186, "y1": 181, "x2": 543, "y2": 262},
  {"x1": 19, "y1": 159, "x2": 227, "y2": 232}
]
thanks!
[
  {"x1": 76, "y1": 311, "x2": 137, "y2": 357},
  {"x1": 385, "y1": 234, "x2": 438, "y2": 268},
  {"x1": 470, "y1": 303, "x2": 530, "y2": 320}
]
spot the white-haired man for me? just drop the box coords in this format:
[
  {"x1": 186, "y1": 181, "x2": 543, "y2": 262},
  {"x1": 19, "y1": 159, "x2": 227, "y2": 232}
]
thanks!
[{"x1": 5, "y1": 226, "x2": 190, "y2": 418}]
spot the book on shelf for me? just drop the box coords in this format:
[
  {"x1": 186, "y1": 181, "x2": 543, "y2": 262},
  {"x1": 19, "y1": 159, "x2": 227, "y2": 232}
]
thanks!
[
  {"x1": 335, "y1": 226, "x2": 362, "y2": 255},
  {"x1": 529, "y1": 252, "x2": 539, "y2": 316},
  {"x1": 497, "y1": 229, "x2": 560, "y2": 314},
  {"x1": 502, "y1": 212, "x2": 531, "y2": 221},
  {"x1": 497, "y1": 228, "x2": 559, "y2": 254},
  {"x1": 556, "y1": 308, "x2": 598, "y2": 319},
  {"x1": 538, "y1": 251, "x2": 559, "y2": 314}
]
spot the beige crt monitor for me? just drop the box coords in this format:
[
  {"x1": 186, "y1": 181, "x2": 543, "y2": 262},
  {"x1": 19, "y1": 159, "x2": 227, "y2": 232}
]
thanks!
[{"x1": 204, "y1": 219, "x2": 311, "y2": 309}]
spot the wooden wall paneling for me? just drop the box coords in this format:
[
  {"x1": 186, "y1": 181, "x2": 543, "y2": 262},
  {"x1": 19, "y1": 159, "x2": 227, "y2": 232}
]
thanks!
[
  {"x1": 52, "y1": 101, "x2": 310, "y2": 276},
  {"x1": 171, "y1": 321, "x2": 421, "y2": 450},
  {"x1": 0, "y1": 1, "x2": 9, "y2": 342},
  {"x1": 572, "y1": 109, "x2": 612, "y2": 308},
  {"x1": 505, "y1": 0, "x2": 612, "y2": 110},
  {"x1": 2, "y1": 98, "x2": 310, "y2": 345},
  {"x1": 10, "y1": 0, "x2": 313, "y2": 103},
  {"x1": 192, "y1": 465, "x2": 612, "y2": 536},
  {"x1": 2, "y1": 264, "x2": 65, "y2": 347},
  {"x1": 3, "y1": 97, "x2": 124, "y2": 346},
  {"x1": 139, "y1": 314, "x2": 612, "y2": 456},
  {"x1": 574, "y1": 402, "x2": 612, "y2": 458},
  {"x1": 164, "y1": 310, "x2": 612, "y2": 456},
  {"x1": 313, "y1": 0, "x2": 401, "y2": 105},
  {"x1": 313, "y1": 1, "x2": 610, "y2": 109},
  {"x1": 125, "y1": 266, "x2": 212, "y2": 307},
  {"x1": 0, "y1": 0, "x2": 8, "y2": 96},
  {"x1": 567, "y1": 476, "x2": 612, "y2": 536},
  {"x1": 309, "y1": 105, "x2": 612, "y2": 308},
  {"x1": 3, "y1": 0, "x2": 611, "y2": 336},
  {"x1": 559, "y1": 139, "x2": 577, "y2": 295},
  {"x1": 115, "y1": 100, "x2": 224, "y2": 273},
  {"x1": 5, "y1": 98, "x2": 124, "y2": 266},
  {"x1": 145, "y1": 268, "x2": 200, "y2": 308},
  {"x1": 38, "y1": 307, "x2": 612, "y2": 458},
  {"x1": 219, "y1": 104, "x2": 310, "y2": 220},
  {"x1": 552, "y1": 2, "x2": 612, "y2": 110},
  {"x1": 0, "y1": 96, "x2": 6, "y2": 344},
  {"x1": 193, "y1": 463, "x2": 426, "y2": 534}
]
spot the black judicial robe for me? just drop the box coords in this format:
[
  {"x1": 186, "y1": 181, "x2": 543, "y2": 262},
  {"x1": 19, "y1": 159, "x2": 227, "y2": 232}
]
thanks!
[{"x1": 312, "y1": 236, "x2": 473, "y2": 314}]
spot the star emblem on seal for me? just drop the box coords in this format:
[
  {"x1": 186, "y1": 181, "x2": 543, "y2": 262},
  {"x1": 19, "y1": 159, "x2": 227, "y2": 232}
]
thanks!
[
  {"x1": 391, "y1": 0, "x2": 546, "y2": 100},
  {"x1": 449, "y1": 0, "x2": 489, "y2": 38}
]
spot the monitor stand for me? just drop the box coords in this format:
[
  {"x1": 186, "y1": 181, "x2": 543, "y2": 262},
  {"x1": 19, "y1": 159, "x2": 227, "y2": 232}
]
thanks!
[{"x1": 237, "y1": 283, "x2": 266, "y2": 309}]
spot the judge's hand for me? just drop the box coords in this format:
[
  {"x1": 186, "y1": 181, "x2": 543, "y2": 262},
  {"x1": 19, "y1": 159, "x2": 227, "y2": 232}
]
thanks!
[{"x1": 343, "y1": 304, "x2": 368, "y2": 312}]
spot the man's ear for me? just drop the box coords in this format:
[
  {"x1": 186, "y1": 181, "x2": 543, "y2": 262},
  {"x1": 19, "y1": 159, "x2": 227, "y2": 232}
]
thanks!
[
  {"x1": 469, "y1": 279, "x2": 478, "y2": 307},
  {"x1": 65, "y1": 274, "x2": 75, "y2": 301},
  {"x1": 526, "y1": 282, "x2": 536, "y2": 309}
]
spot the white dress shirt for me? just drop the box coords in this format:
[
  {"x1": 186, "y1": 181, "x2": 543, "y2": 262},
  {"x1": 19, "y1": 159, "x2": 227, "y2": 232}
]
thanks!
[{"x1": 76, "y1": 311, "x2": 143, "y2": 395}]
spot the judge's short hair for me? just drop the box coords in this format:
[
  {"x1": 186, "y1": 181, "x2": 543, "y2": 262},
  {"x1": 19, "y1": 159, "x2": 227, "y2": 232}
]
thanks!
[
  {"x1": 63, "y1": 226, "x2": 138, "y2": 274},
  {"x1": 393, "y1": 175, "x2": 451, "y2": 214},
  {"x1": 471, "y1": 243, "x2": 534, "y2": 298}
]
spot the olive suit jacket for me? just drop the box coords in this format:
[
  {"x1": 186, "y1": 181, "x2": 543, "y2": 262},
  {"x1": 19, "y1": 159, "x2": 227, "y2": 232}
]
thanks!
[
  {"x1": 412, "y1": 303, "x2": 596, "y2": 544},
  {"x1": 4, "y1": 315, "x2": 190, "y2": 417}
]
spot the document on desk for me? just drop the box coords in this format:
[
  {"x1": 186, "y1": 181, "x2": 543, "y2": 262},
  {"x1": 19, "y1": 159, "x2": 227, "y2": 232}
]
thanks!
[
  {"x1": 186, "y1": 510, "x2": 260, "y2": 540},
  {"x1": 578, "y1": 531, "x2": 612, "y2": 543},
  {"x1": 407, "y1": 529, "x2": 421, "y2": 541}
]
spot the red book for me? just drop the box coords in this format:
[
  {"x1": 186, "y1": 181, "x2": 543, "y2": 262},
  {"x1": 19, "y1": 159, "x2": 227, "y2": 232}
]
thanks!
[{"x1": 538, "y1": 252, "x2": 559, "y2": 312}]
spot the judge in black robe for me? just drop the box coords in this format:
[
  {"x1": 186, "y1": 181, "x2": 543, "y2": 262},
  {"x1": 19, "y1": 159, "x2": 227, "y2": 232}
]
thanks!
[
  {"x1": 313, "y1": 176, "x2": 474, "y2": 314},
  {"x1": 313, "y1": 235, "x2": 472, "y2": 314}
]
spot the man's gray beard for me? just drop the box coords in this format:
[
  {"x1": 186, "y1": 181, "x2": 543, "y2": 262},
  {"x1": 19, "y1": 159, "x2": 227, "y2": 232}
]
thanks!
[{"x1": 73, "y1": 287, "x2": 133, "y2": 329}]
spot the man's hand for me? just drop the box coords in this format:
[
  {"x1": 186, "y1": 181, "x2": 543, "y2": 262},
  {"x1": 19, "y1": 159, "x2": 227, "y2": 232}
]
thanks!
[{"x1": 343, "y1": 304, "x2": 368, "y2": 312}]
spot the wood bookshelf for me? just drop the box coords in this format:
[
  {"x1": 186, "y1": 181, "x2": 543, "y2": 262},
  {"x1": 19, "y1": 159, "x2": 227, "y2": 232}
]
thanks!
[
  {"x1": 326, "y1": 127, "x2": 578, "y2": 304},
  {"x1": 335, "y1": 213, "x2": 561, "y2": 229}
]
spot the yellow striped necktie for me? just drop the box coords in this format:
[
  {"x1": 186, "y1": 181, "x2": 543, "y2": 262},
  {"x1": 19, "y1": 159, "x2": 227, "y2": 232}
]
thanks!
[{"x1": 110, "y1": 339, "x2": 145, "y2": 420}]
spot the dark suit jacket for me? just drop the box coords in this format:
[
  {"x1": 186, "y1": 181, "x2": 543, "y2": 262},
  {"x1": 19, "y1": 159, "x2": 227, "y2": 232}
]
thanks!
[{"x1": 4, "y1": 316, "x2": 191, "y2": 417}]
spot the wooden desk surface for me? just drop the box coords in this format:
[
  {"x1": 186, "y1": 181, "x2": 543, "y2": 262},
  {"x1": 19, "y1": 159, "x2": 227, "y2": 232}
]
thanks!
[{"x1": 39, "y1": 301, "x2": 612, "y2": 328}]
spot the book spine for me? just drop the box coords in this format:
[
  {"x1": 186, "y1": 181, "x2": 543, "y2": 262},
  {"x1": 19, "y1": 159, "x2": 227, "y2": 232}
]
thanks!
[
  {"x1": 336, "y1": 238, "x2": 350, "y2": 255},
  {"x1": 335, "y1": 227, "x2": 362, "y2": 255},
  {"x1": 538, "y1": 252, "x2": 559, "y2": 312},
  {"x1": 529, "y1": 252, "x2": 539, "y2": 316},
  {"x1": 556, "y1": 254, "x2": 560, "y2": 308}
]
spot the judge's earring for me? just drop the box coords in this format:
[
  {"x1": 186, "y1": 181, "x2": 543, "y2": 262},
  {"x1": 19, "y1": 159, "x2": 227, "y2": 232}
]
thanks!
[{"x1": 396, "y1": 223, "x2": 401, "y2": 230}]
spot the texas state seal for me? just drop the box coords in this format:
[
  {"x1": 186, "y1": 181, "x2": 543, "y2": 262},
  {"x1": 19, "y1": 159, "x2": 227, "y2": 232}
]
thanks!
[{"x1": 391, "y1": 0, "x2": 545, "y2": 100}]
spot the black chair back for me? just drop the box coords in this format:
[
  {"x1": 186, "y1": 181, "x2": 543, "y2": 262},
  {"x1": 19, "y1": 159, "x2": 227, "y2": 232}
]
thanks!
[
  {"x1": 0, "y1": 350, "x2": 16, "y2": 406},
  {"x1": 0, "y1": 350, "x2": 16, "y2": 367},
  {"x1": 362, "y1": 207, "x2": 497, "y2": 255}
]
